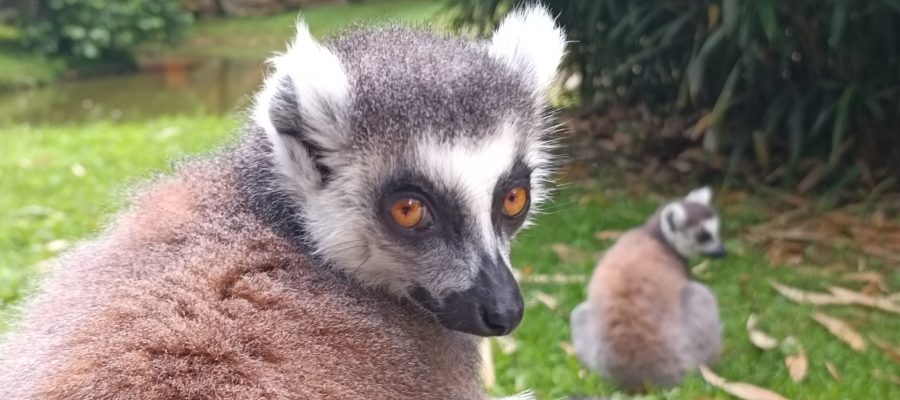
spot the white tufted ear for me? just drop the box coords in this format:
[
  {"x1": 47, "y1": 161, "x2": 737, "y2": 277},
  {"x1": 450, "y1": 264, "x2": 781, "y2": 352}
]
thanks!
[
  {"x1": 252, "y1": 20, "x2": 352, "y2": 194},
  {"x1": 662, "y1": 203, "x2": 688, "y2": 232},
  {"x1": 489, "y1": 4, "x2": 566, "y2": 93},
  {"x1": 253, "y1": 20, "x2": 350, "y2": 150},
  {"x1": 685, "y1": 186, "x2": 713, "y2": 205}
]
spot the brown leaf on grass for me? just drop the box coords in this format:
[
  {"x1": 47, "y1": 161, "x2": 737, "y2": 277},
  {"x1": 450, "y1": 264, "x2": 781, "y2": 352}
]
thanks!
[
  {"x1": 593, "y1": 230, "x2": 623, "y2": 242},
  {"x1": 811, "y1": 312, "x2": 867, "y2": 352},
  {"x1": 827, "y1": 286, "x2": 900, "y2": 314},
  {"x1": 825, "y1": 361, "x2": 842, "y2": 382},
  {"x1": 841, "y1": 271, "x2": 887, "y2": 291},
  {"x1": 746, "y1": 314, "x2": 779, "y2": 350},
  {"x1": 770, "y1": 281, "x2": 849, "y2": 305},
  {"x1": 782, "y1": 337, "x2": 808, "y2": 382},
  {"x1": 873, "y1": 370, "x2": 900, "y2": 386},
  {"x1": 870, "y1": 335, "x2": 900, "y2": 364},
  {"x1": 559, "y1": 341, "x2": 575, "y2": 357},
  {"x1": 699, "y1": 365, "x2": 790, "y2": 400},
  {"x1": 533, "y1": 291, "x2": 558, "y2": 310},
  {"x1": 550, "y1": 243, "x2": 588, "y2": 265},
  {"x1": 765, "y1": 241, "x2": 807, "y2": 266},
  {"x1": 519, "y1": 273, "x2": 587, "y2": 285},
  {"x1": 692, "y1": 260, "x2": 710, "y2": 275}
]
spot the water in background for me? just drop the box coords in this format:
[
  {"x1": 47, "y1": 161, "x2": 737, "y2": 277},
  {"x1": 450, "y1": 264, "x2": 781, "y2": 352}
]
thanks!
[{"x1": 0, "y1": 58, "x2": 266, "y2": 126}]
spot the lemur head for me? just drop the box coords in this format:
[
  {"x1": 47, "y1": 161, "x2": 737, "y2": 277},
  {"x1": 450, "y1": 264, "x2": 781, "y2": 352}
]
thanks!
[
  {"x1": 251, "y1": 6, "x2": 566, "y2": 336},
  {"x1": 658, "y1": 186, "x2": 727, "y2": 259}
]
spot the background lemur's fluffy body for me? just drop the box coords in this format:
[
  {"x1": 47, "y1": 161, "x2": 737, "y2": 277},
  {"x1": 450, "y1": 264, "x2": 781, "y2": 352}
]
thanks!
[
  {"x1": 570, "y1": 188, "x2": 725, "y2": 392},
  {"x1": 0, "y1": 7, "x2": 565, "y2": 399}
]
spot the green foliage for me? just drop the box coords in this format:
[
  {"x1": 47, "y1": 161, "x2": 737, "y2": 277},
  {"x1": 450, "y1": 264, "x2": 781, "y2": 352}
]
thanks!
[
  {"x1": 20, "y1": 0, "x2": 192, "y2": 61},
  {"x1": 448, "y1": 0, "x2": 900, "y2": 180}
]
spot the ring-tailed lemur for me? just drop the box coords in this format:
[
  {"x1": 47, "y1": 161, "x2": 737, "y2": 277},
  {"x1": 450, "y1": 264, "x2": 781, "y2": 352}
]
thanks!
[
  {"x1": 0, "y1": 6, "x2": 565, "y2": 399},
  {"x1": 570, "y1": 187, "x2": 726, "y2": 393}
]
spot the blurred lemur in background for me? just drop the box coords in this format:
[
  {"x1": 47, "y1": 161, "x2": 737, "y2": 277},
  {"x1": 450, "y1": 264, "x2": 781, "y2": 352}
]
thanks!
[
  {"x1": 0, "y1": 6, "x2": 566, "y2": 399},
  {"x1": 570, "y1": 187, "x2": 726, "y2": 392}
]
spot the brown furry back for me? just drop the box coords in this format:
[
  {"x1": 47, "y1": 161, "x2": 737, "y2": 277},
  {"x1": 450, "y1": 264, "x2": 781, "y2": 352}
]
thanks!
[
  {"x1": 0, "y1": 157, "x2": 483, "y2": 399},
  {"x1": 586, "y1": 227, "x2": 689, "y2": 388}
]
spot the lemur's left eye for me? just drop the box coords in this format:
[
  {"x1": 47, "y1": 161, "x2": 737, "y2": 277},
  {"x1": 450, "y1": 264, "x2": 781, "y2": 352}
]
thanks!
[
  {"x1": 502, "y1": 186, "x2": 529, "y2": 217},
  {"x1": 391, "y1": 197, "x2": 429, "y2": 229}
]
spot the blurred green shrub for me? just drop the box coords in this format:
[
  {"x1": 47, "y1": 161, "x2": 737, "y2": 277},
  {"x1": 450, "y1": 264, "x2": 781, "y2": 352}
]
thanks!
[
  {"x1": 20, "y1": 0, "x2": 192, "y2": 62},
  {"x1": 449, "y1": 0, "x2": 900, "y2": 180}
]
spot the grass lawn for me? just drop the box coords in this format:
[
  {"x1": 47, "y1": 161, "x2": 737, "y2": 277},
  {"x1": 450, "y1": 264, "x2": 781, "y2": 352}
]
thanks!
[{"x1": 2, "y1": 115, "x2": 898, "y2": 399}]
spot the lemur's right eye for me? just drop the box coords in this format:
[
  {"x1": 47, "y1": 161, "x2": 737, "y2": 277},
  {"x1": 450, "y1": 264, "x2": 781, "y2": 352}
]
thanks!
[{"x1": 391, "y1": 197, "x2": 428, "y2": 229}]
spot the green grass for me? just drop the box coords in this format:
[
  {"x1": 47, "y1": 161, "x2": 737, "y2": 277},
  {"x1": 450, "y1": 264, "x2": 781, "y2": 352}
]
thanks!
[
  {"x1": 0, "y1": 116, "x2": 239, "y2": 311},
  {"x1": 2, "y1": 116, "x2": 898, "y2": 398}
]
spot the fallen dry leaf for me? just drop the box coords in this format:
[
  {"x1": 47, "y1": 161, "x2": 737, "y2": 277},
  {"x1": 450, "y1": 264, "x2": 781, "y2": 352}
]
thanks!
[
  {"x1": 559, "y1": 341, "x2": 575, "y2": 357},
  {"x1": 770, "y1": 281, "x2": 849, "y2": 305},
  {"x1": 550, "y1": 243, "x2": 589, "y2": 264},
  {"x1": 746, "y1": 314, "x2": 779, "y2": 350},
  {"x1": 782, "y1": 337, "x2": 808, "y2": 382},
  {"x1": 593, "y1": 230, "x2": 623, "y2": 242},
  {"x1": 871, "y1": 335, "x2": 900, "y2": 364},
  {"x1": 518, "y1": 273, "x2": 587, "y2": 285},
  {"x1": 873, "y1": 370, "x2": 900, "y2": 386},
  {"x1": 828, "y1": 286, "x2": 900, "y2": 314},
  {"x1": 693, "y1": 260, "x2": 711, "y2": 275},
  {"x1": 480, "y1": 339, "x2": 494, "y2": 389},
  {"x1": 699, "y1": 365, "x2": 789, "y2": 400},
  {"x1": 811, "y1": 312, "x2": 867, "y2": 352},
  {"x1": 533, "y1": 291, "x2": 559, "y2": 310},
  {"x1": 841, "y1": 272, "x2": 887, "y2": 291},
  {"x1": 825, "y1": 361, "x2": 842, "y2": 382}
]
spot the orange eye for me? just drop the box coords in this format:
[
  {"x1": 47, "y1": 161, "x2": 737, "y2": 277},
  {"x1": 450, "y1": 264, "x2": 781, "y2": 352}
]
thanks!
[
  {"x1": 391, "y1": 197, "x2": 426, "y2": 228},
  {"x1": 502, "y1": 186, "x2": 529, "y2": 217}
]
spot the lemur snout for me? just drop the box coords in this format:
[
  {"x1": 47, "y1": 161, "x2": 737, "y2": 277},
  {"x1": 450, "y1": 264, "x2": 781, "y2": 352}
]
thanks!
[
  {"x1": 704, "y1": 245, "x2": 727, "y2": 258},
  {"x1": 449, "y1": 263, "x2": 524, "y2": 336},
  {"x1": 412, "y1": 254, "x2": 524, "y2": 337}
]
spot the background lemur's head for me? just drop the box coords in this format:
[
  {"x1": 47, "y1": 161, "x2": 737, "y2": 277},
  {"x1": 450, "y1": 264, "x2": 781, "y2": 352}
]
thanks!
[
  {"x1": 658, "y1": 186, "x2": 727, "y2": 259},
  {"x1": 251, "y1": 6, "x2": 566, "y2": 336}
]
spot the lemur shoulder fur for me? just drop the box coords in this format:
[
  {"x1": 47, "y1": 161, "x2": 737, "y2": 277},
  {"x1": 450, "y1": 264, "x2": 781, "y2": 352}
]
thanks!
[
  {"x1": 570, "y1": 187, "x2": 726, "y2": 392},
  {"x1": 0, "y1": 6, "x2": 566, "y2": 399}
]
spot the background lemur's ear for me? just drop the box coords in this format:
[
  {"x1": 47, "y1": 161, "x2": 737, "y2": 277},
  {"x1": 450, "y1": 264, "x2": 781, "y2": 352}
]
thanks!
[
  {"x1": 253, "y1": 20, "x2": 350, "y2": 185},
  {"x1": 662, "y1": 203, "x2": 687, "y2": 232},
  {"x1": 685, "y1": 186, "x2": 713, "y2": 205},
  {"x1": 489, "y1": 4, "x2": 566, "y2": 94}
]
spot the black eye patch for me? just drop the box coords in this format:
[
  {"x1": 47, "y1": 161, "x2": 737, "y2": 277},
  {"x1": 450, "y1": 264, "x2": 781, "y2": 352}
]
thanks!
[{"x1": 695, "y1": 230, "x2": 712, "y2": 243}]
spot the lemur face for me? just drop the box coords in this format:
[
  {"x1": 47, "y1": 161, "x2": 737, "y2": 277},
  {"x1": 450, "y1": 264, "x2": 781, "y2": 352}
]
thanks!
[
  {"x1": 253, "y1": 7, "x2": 566, "y2": 336},
  {"x1": 660, "y1": 187, "x2": 727, "y2": 259}
]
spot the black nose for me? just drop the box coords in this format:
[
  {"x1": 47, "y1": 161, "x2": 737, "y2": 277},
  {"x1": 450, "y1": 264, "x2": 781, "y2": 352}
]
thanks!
[
  {"x1": 481, "y1": 306, "x2": 522, "y2": 336},
  {"x1": 705, "y1": 245, "x2": 727, "y2": 258}
]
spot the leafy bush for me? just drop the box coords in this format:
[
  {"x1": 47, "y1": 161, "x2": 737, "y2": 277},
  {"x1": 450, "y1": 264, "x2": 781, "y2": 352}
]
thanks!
[
  {"x1": 449, "y1": 0, "x2": 900, "y2": 183},
  {"x1": 20, "y1": 0, "x2": 192, "y2": 61}
]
